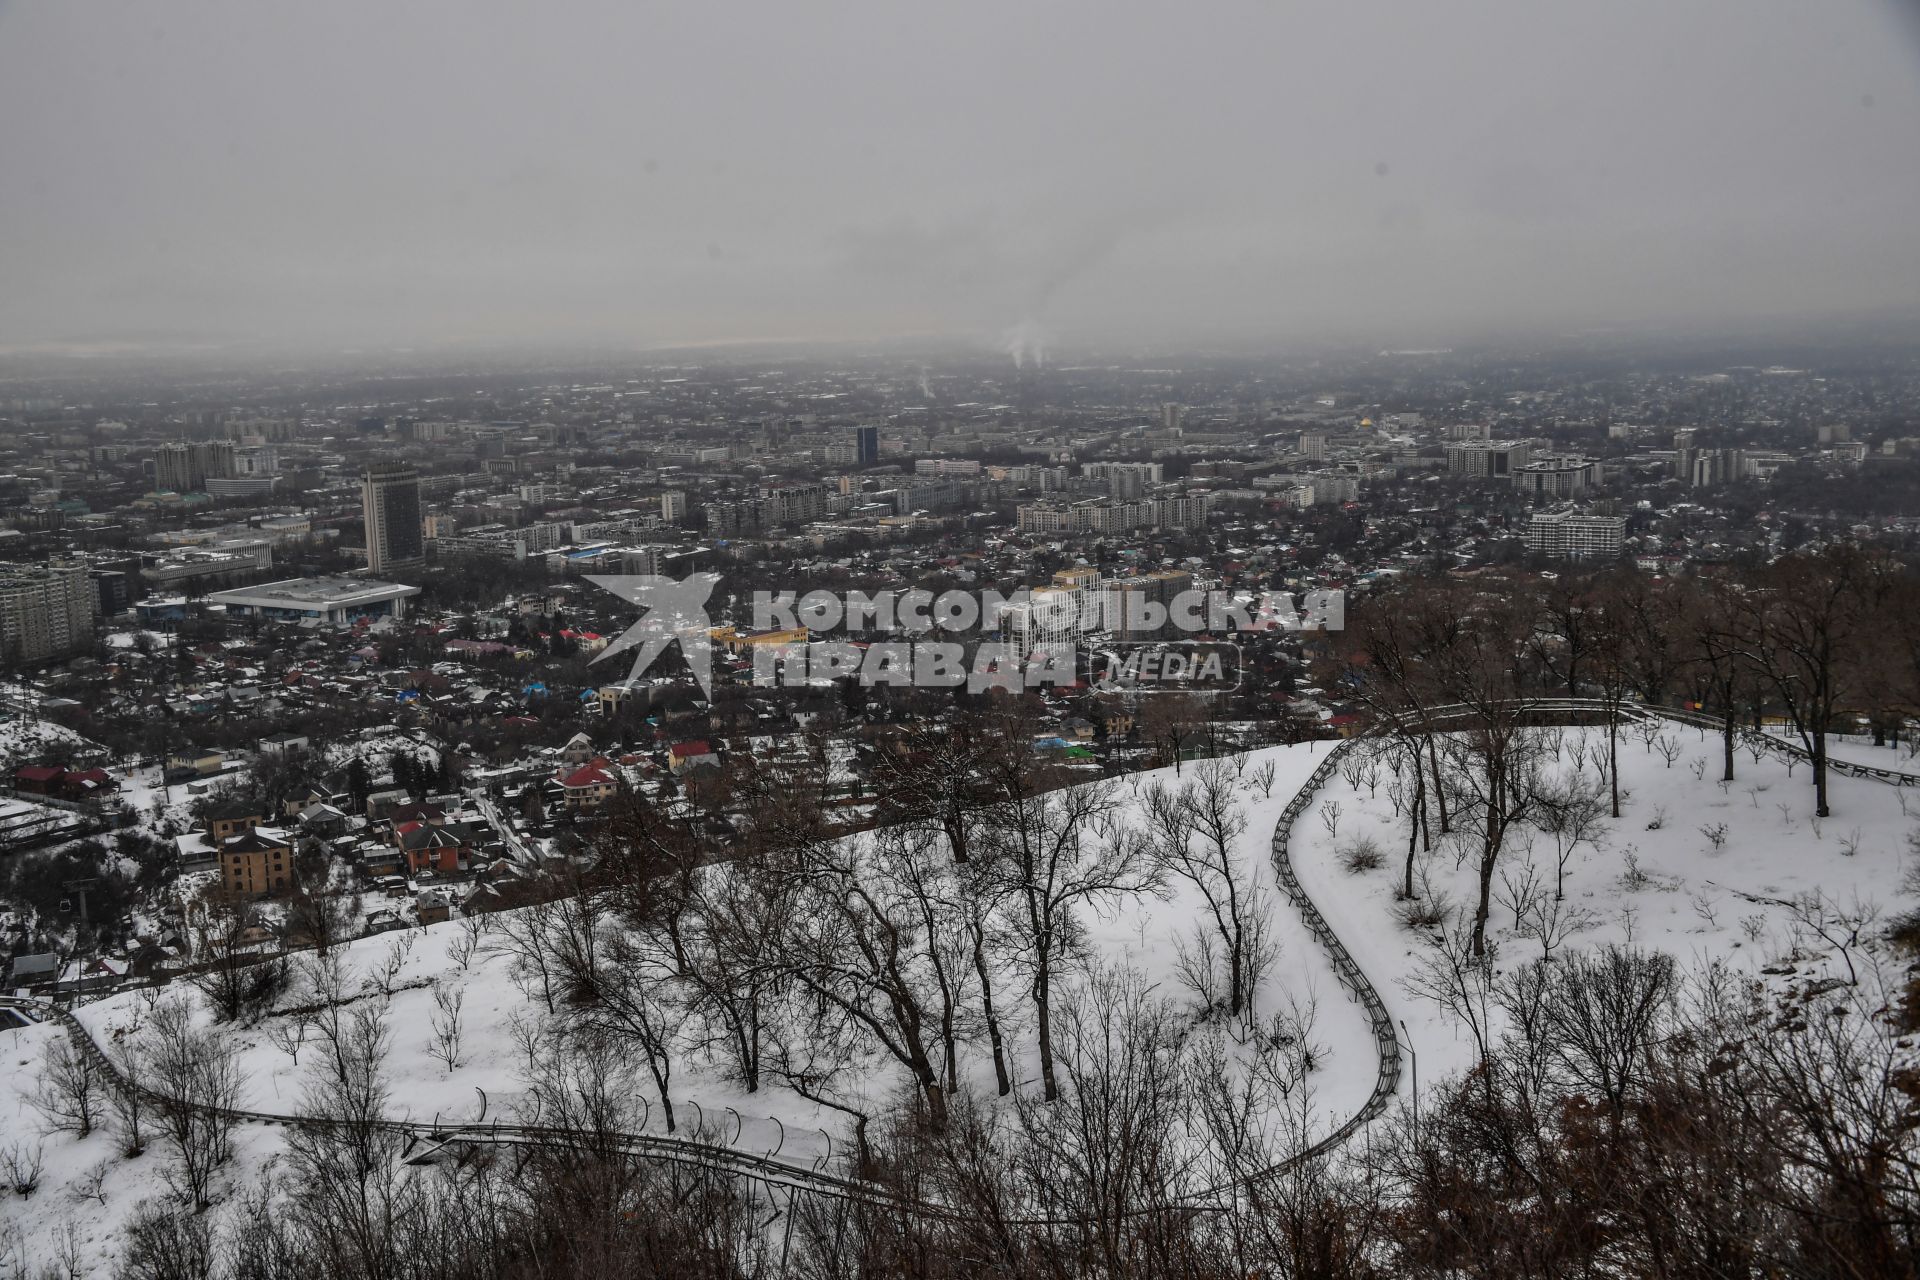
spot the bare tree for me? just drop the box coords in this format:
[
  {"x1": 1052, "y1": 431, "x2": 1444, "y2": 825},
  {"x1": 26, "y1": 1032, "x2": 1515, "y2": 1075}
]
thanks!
[
  {"x1": 770, "y1": 825, "x2": 962, "y2": 1133},
  {"x1": 186, "y1": 901, "x2": 287, "y2": 1023},
  {"x1": 0, "y1": 1140, "x2": 44, "y2": 1197},
  {"x1": 1531, "y1": 768, "x2": 1608, "y2": 899},
  {"x1": 1737, "y1": 545, "x2": 1893, "y2": 818},
  {"x1": 430, "y1": 983, "x2": 465, "y2": 1071},
  {"x1": 981, "y1": 772, "x2": 1161, "y2": 1101},
  {"x1": 105, "y1": 1033, "x2": 150, "y2": 1157},
  {"x1": 29, "y1": 1035, "x2": 104, "y2": 1138},
  {"x1": 1142, "y1": 757, "x2": 1260, "y2": 1018},
  {"x1": 145, "y1": 997, "x2": 244, "y2": 1210},
  {"x1": 1542, "y1": 945, "x2": 1676, "y2": 1134},
  {"x1": 537, "y1": 886, "x2": 683, "y2": 1132},
  {"x1": 119, "y1": 1201, "x2": 216, "y2": 1280}
]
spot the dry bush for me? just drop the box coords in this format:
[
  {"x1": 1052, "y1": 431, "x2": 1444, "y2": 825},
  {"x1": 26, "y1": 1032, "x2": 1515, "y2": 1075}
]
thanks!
[
  {"x1": 1339, "y1": 836, "x2": 1387, "y2": 874},
  {"x1": 1396, "y1": 893, "x2": 1451, "y2": 931}
]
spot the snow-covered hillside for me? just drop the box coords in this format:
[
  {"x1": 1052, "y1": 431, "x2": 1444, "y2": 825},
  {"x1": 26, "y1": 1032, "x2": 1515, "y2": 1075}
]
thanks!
[{"x1": 3, "y1": 720, "x2": 1913, "y2": 1275}]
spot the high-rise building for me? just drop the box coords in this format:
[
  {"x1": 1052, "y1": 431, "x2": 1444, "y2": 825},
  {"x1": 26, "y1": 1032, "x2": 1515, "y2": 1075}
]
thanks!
[
  {"x1": 853, "y1": 424, "x2": 880, "y2": 468},
  {"x1": 1299, "y1": 432, "x2": 1329, "y2": 462},
  {"x1": 1446, "y1": 440, "x2": 1533, "y2": 478},
  {"x1": 0, "y1": 561, "x2": 97, "y2": 665},
  {"x1": 1104, "y1": 568, "x2": 1194, "y2": 640},
  {"x1": 1525, "y1": 508, "x2": 1625, "y2": 562},
  {"x1": 153, "y1": 444, "x2": 197, "y2": 493},
  {"x1": 362, "y1": 462, "x2": 425, "y2": 577},
  {"x1": 660, "y1": 490, "x2": 688, "y2": 522},
  {"x1": 151, "y1": 441, "x2": 236, "y2": 493},
  {"x1": 1513, "y1": 457, "x2": 1600, "y2": 498}
]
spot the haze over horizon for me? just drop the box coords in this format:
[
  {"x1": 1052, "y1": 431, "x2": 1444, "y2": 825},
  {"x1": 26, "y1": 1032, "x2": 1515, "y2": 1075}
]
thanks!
[{"x1": 4, "y1": 0, "x2": 1919, "y2": 357}]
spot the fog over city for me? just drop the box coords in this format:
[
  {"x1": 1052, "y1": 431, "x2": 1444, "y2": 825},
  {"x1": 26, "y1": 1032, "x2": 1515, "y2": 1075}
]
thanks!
[{"x1": 3, "y1": 0, "x2": 1919, "y2": 354}]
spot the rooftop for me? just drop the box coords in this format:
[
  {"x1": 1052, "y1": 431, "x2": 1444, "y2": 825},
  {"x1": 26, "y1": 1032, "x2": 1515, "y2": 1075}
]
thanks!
[{"x1": 207, "y1": 576, "x2": 421, "y2": 607}]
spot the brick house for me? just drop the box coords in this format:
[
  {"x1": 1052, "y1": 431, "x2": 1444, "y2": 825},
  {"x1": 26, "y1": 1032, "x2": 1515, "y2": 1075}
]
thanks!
[{"x1": 220, "y1": 826, "x2": 295, "y2": 897}]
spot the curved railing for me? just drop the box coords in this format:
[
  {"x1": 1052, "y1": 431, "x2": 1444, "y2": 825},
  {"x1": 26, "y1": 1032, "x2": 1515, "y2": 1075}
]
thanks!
[
  {"x1": 15, "y1": 696, "x2": 1909, "y2": 1221},
  {"x1": 1263, "y1": 735, "x2": 1404, "y2": 1164}
]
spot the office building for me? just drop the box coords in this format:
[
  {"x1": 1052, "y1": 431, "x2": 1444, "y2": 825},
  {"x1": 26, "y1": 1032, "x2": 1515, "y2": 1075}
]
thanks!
[
  {"x1": 1104, "y1": 568, "x2": 1194, "y2": 640},
  {"x1": 1447, "y1": 440, "x2": 1533, "y2": 478},
  {"x1": 1513, "y1": 457, "x2": 1600, "y2": 498},
  {"x1": 0, "y1": 561, "x2": 97, "y2": 664},
  {"x1": 1525, "y1": 509, "x2": 1625, "y2": 562},
  {"x1": 207, "y1": 576, "x2": 421, "y2": 624},
  {"x1": 362, "y1": 462, "x2": 425, "y2": 576},
  {"x1": 853, "y1": 424, "x2": 880, "y2": 468},
  {"x1": 152, "y1": 440, "x2": 236, "y2": 493}
]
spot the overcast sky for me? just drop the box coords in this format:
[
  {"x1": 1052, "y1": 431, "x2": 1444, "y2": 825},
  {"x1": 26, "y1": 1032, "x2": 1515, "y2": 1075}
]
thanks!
[{"x1": 3, "y1": 0, "x2": 1917, "y2": 354}]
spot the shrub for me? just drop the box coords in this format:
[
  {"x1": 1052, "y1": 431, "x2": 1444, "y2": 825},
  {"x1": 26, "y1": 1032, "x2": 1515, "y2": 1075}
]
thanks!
[
  {"x1": 1339, "y1": 837, "x2": 1387, "y2": 874},
  {"x1": 1396, "y1": 894, "x2": 1450, "y2": 931}
]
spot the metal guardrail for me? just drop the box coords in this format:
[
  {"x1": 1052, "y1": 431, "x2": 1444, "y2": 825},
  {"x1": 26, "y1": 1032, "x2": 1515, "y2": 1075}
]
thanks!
[
  {"x1": 14, "y1": 698, "x2": 1909, "y2": 1221},
  {"x1": 1265, "y1": 738, "x2": 1403, "y2": 1166}
]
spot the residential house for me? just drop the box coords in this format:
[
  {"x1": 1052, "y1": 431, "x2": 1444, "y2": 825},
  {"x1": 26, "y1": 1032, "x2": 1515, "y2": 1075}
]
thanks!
[
  {"x1": 557, "y1": 759, "x2": 619, "y2": 811},
  {"x1": 7, "y1": 952, "x2": 59, "y2": 991},
  {"x1": 667, "y1": 740, "x2": 718, "y2": 776},
  {"x1": 207, "y1": 801, "x2": 264, "y2": 843},
  {"x1": 219, "y1": 826, "x2": 295, "y2": 897},
  {"x1": 398, "y1": 822, "x2": 467, "y2": 874}
]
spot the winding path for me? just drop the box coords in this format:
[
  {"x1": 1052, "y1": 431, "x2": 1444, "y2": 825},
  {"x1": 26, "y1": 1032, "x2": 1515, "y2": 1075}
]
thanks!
[{"x1": 12, "y1": 699, "x2": 1913, "y2": 1220}]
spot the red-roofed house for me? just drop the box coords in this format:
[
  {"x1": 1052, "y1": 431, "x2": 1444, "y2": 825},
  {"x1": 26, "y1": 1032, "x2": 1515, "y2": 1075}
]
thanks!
[
  {"x1": 13, "y1": 765, "x2": 65, "y2": 795},
  {"x1": 667, "y1": 740, "x2": 717, "y2": 776},
  {"x1": 557, "y1": 759, "x2": 619, "y2": 811},
  {"x1": 399, "y1": 824, "x2": 467, "y2": 874}
]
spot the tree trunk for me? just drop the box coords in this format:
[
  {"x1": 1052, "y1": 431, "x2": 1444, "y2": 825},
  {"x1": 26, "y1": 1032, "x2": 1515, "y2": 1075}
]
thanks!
[
  {"x1": 1034, "y1": 954, "x2": 1058, "y2": 1102},
  {"x1": 1404, "y1": 762, "x2": 1424, "y2": 899},
  {"x1": 1721, "y1": 704, "x2": 1737, "y2": 782},
  {"x1": 971, "y1": 923, "x2": 1010, "y2": 1096},
  {"x1": 1472, "y1": 812, "x2": 1503, "y2": 958},
  {"x1": 1813, "y1": 732, "x2": 1830, "y2": 818},
  {"x1": 1608, "y1": 713, "x2": 1621, "y2": 818},
  {"x1": 922, "y1": 1079, "x2": 949, "y2": 1135},
  {"x1": 1426, "y1": 735, "x2": 1450, "y2": 834}
]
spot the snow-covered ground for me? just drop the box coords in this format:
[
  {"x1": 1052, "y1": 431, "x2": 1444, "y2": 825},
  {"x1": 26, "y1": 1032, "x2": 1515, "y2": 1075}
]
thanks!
[
  {"x1": 4, "y1": 722, "x2": 1913, "y2": 1274},
  {"x1": 1302, "y1": 722, "x2": 1919, "y2": 1094},
  {"x1": 1761, "y1": 725, "x2": 1920, "y2": 769}
]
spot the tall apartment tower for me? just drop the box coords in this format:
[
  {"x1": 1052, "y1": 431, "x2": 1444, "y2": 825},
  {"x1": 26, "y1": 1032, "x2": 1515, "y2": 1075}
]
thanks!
[
  {"x1": 154, "y1": 444, "x2": 197, "y2": 493},
  {"x1": 152, "y1": 440, "x2": 237, "y2": 492},
  {"x1": 362, "y1": 462, "x2": 425, "y2": 577},
  {"x1": 0, "y1": 561, "x2": 97, "y2": 666}
]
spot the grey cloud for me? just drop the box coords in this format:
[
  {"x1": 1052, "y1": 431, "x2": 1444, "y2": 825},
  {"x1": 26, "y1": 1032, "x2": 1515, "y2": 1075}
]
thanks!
[{"x1": 1, "y1": 0, "x2": 1917, "y2": 352}]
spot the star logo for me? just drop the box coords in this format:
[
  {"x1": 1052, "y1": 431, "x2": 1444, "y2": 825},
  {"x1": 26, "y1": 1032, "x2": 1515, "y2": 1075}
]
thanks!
[{"x1": 586, "y1": 574, "x2": 718, "y2": 699}]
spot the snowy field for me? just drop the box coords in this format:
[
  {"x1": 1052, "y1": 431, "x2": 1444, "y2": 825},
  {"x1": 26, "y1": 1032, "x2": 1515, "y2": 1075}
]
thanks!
[
  {"x1": 1303, "y1": 722, "x2": 1919, "y2": 1094},
  {"x1": 4, "y1": 721, "x2": 1914, "y2": 1274}
]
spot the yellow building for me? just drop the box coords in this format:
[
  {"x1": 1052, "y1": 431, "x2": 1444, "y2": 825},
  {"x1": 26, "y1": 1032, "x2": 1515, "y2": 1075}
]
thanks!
[{"x1": 220, "y1": 827, "x2": 294, "y2": 897}]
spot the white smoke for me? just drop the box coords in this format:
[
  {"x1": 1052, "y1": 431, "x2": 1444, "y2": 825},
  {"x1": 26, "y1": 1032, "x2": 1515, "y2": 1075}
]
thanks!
[{"x1": 1001, "y1": 317, "x2": 1050, "y2": 369}]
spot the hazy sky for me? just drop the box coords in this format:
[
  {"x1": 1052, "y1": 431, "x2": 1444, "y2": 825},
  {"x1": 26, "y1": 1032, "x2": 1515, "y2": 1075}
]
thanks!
[{"x1": 3, "y1": 0, "x2": 1918, "y2": 353}]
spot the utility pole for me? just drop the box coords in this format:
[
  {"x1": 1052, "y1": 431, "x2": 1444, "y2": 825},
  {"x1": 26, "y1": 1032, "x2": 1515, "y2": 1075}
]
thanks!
[
  {"x1": 63, "y1": 877, "x2": 98, "y2": 925},
  {"x1": 1400, "y1": 1018, "x2": 1418, "y2": 1128}
]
